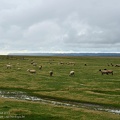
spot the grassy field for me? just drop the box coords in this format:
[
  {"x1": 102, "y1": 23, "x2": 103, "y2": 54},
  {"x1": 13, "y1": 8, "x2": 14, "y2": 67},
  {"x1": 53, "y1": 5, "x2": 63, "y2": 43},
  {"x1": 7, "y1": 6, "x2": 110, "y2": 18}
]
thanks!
[{"x1": 0, "y1": 55, "x2": 120, "y2": 120}]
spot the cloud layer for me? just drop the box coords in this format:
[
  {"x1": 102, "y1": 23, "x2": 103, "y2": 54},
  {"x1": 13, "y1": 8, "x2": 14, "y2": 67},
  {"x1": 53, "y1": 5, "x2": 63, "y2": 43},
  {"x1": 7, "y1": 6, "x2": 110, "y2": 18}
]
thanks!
[{"x1": 0, "y1": 0, "x2": 120, "y2": 54}]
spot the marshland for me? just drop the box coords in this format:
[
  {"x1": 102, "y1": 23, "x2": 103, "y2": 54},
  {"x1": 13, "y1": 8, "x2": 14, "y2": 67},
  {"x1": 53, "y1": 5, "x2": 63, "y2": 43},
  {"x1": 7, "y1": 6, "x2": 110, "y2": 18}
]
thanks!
[{"x1": 0, "y1": 55, "x2": 120, "y2": 120}]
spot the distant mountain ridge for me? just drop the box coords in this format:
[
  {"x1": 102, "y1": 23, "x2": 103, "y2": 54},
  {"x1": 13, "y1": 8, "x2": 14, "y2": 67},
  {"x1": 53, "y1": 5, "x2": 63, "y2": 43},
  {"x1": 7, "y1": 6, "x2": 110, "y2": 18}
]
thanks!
[{"x1": 8, "y1": 53, "x2": 120, "y2": 57}]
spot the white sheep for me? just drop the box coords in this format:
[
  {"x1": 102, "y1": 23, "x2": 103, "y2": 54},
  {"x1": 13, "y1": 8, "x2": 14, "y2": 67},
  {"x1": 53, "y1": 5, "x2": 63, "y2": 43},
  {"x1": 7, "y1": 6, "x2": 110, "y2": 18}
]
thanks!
[
  {"x1": 115, "y1": 64, "x2": 120, "y2": 67},
  {"x1": 33, "y1": 63, "x2": 37, "y2": 66},
  {"x1": 99, "y1": 69, "x2": 113, "y2": 75},
  {"x1": 31, "y1": 61, "x2": 34, "y2": 64},
  {"x1": 38, "y1": 65, "x2": 42, "y2": 70},
  {"x1": 68, "y1": 62, "x2": 75, "y2": 65},
  {"x1": 27, "y1": 69, "x2": 36, "y2": 74},
  {"x1": 59, "y1": 62, "x2": 64, "y2": 65},
  {"x1": 17, "y1": 68, "x2": 21, "y2": 70},
  {"x1": 6, "y1": 64, "x2": 12, "y2": 69},
  {"x1": 107, "y1": 70, "x2": 113, "y2": 75},
  {"x1": 69, "y1": 71, "x2": 75, "y2": 76},
  {"x1": 99, "y1": 69, "x2": 108, "y2": 75},
  {"x1": 49, "y1": 71, "x2": 53, "y2": 76}
]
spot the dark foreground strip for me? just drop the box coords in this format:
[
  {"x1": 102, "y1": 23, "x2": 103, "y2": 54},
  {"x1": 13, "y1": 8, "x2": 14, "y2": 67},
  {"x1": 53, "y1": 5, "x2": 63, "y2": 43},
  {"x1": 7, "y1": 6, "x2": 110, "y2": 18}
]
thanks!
[{"x1": 0, "y1": 90, "x2": 120, "y2": 115}]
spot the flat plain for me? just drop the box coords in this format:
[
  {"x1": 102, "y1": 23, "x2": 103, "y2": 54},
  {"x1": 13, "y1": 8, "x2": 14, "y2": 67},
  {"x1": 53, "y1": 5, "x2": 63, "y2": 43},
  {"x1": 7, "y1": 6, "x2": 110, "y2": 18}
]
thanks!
[{"x1": 0, "y1": 55, "x2": 120, "y2": 120}]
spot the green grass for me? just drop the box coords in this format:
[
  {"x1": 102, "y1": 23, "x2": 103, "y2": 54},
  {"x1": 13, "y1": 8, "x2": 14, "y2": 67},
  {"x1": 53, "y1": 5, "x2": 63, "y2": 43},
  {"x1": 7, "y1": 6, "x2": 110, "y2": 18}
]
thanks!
[
  {"x1": 0, "y1": 55, "x2": 120, "y2": 120},
  {"x1": 0, "y1": 98, "x2": 119, "y2": 120}
]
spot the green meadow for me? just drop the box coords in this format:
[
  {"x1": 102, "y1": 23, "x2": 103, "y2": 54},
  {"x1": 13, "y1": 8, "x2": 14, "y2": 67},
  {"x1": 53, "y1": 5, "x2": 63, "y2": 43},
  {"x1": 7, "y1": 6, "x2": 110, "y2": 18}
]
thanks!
[{"x1": 0, "y1": 55, "x2": 120, "y2": 120}]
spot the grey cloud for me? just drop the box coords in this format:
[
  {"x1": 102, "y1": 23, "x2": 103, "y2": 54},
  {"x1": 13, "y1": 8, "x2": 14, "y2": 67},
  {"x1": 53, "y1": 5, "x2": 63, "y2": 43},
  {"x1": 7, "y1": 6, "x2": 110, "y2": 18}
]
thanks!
[{"x1": 0, "y1": 0, "x2": 120, "y2": 54}]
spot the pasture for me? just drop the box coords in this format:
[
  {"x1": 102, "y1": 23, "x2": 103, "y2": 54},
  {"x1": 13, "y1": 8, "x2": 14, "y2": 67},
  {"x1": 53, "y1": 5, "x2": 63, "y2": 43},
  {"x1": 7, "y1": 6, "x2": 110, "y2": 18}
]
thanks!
[{"x1": 0, "y1": 55, "x2": 120, "y2": 120}]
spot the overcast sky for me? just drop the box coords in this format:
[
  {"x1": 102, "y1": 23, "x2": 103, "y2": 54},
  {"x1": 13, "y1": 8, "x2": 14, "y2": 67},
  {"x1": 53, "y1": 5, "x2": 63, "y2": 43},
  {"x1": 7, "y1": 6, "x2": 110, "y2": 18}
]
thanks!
[{"x1": 0, "y1": 0, "x2": 120, "y2": 54}]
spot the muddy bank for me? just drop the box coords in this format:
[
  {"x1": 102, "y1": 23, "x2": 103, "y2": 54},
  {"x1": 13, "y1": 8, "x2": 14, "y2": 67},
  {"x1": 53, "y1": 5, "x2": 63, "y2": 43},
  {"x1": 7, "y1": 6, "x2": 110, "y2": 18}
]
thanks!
[{"x1": 0, "y1": 90, "x2": 120, "y2": 114}]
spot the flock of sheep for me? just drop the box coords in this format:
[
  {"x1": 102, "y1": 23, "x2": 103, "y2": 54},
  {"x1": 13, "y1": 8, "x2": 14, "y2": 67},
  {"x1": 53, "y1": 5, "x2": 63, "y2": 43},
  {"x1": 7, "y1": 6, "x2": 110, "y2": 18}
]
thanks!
[
  {"x1": 5, "y1": 59, "x2": 120, "y2": 77},
  {"x1": 99, "y1": 63, "x2": 120, "y2": 75},
  {"x1": 6, "y1": 60, "x2": 75, "y2": 77},
  {"x1": 99, "y1": 69, "x2": 113, "y2": 75},
  {"x1": 29, "y1": 60, "x2": 75, "y2": 76}
]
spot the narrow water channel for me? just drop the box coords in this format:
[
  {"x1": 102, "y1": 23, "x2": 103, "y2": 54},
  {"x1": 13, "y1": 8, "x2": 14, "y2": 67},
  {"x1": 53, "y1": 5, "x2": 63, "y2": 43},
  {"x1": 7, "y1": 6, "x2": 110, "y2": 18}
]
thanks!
[{"x1": 0, "y1": 90, "x2": 120, "y2": 115}]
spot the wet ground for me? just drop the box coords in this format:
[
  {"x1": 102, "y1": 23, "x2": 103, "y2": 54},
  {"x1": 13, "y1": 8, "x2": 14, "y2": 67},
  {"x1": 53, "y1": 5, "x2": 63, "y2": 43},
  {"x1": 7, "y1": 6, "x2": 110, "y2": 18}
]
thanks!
[{"x1": 0, "y1": 90, "x2": 120, "y2": 114}]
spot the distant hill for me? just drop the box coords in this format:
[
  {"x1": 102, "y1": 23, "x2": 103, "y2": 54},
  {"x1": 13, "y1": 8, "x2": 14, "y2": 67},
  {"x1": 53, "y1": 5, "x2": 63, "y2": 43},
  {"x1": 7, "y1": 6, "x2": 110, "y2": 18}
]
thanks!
[{"x1": 8, "y1": 53, "x2": 120, "y2": 57}]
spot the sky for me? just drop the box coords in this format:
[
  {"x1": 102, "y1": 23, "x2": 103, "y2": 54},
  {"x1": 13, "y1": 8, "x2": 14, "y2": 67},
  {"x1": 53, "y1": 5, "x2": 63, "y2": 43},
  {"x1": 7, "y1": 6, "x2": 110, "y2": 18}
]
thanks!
[{"x1": 0, "y1": 0, "x2": 120, "y2": 55}]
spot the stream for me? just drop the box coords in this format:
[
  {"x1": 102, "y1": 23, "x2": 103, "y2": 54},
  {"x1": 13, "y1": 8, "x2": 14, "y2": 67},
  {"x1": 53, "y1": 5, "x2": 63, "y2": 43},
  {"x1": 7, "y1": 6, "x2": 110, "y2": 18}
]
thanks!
[{"x1": 0, "y1": 90, "x2": 120, "y2": 115}]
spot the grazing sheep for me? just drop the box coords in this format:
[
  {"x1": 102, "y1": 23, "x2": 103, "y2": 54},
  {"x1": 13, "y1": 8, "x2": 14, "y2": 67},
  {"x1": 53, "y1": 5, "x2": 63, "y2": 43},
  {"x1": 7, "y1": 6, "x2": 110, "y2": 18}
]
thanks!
[
  {"x1": 107, "y1": 70, "x2": 113, "y2": 75},
  {"x1": 99, "y1": 69, "x2": 113, "y2": 75},
  {"x1": 33, "y1": 63, "x2": 37, "y2": 66},
  {"x1": 49, "y1": 71, "x2": 53, "y2": 76},
  {"x1": 31, "y1": 61, "x2": 34, "y2": 64},
  {"x1": 99, "y1": 69, "x2": 108, "y2": 75},
  {"x1": 17, "y1": 68, "x2": 21, "y2": 70},
  {"x1": 115, "y1": 64, "x2": 120, "y2": 67},
  {"x1": 38, "y1": 65, "x2": 42, "y2": 70},
  {"x1": 6, "y1": 64, "x2": 12, "y2": 69},
  {"x1": 69, "y1": 71, "x2": 75, "y2": 76},
  {"x1": 17, "y1": 63, "x2": 20, "y2": 65},
  {"x1": 68, "y1": 62, "x2": 75, "y2": 65},
  {"x1": 59, "y1": 62, "x2": 64, "y2": 65},
  {"x1": 27, "y1": 69, "x2": 36, "y2": 74}
]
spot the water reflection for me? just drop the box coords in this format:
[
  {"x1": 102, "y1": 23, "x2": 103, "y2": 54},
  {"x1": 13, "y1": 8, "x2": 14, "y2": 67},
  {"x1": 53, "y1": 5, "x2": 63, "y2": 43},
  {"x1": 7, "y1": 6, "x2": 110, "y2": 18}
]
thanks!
[{"x1": 0, "y1": 90, "x2": 120, "y2": 114}]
